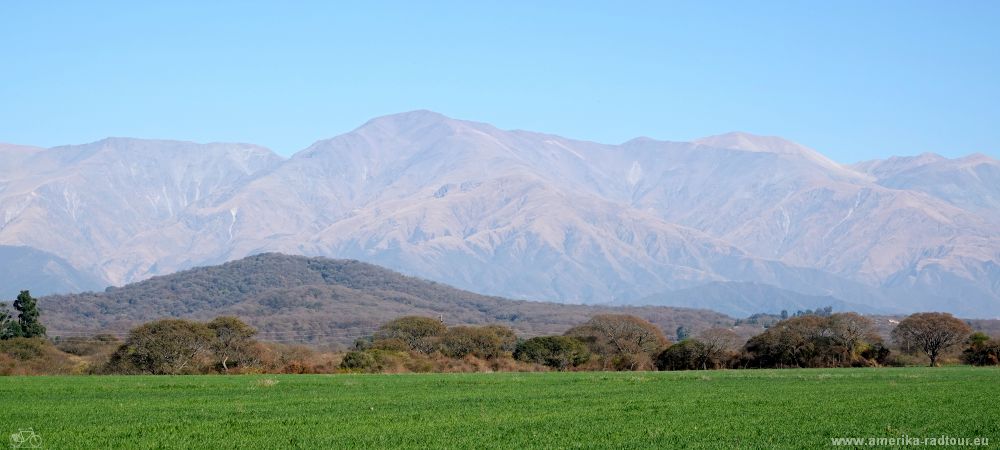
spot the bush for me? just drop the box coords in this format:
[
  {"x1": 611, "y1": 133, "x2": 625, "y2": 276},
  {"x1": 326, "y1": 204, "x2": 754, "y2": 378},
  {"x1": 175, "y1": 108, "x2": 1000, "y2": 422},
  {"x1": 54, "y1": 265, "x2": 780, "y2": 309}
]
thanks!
[
  {"x1": 514, "y1": 336, "x2": 590, "y2": 370},
  {"x1": 439, "y1": 325, "x2": 517, "y2": 359},
  {"x1": 0, "y1": 338, "x2": 83, "y2": 375},
  {"x1": 564, "y1": 314, "x2": 668, "y2": 370},
  {"x1": 340, "y1": 351, "x2": 379, "y2": 372},
  {"x1": 0, "y1": 337, "x2": 47, "y2": 361},
  {"x1": 962, "y1": 333, "x2": 1000, "y2": 366},
  {"x1": 105, "y1": 319, "x2": 215, "y2": 375},
  {"x1": 655, "y1": 340, "x2": 704, "y2": 371},
  {"x1": 370, "y1": 338, "x2": 411, "y2": 352},
  {"x1": 373, "y1": 316, "x2": 446, "y2": 353}
]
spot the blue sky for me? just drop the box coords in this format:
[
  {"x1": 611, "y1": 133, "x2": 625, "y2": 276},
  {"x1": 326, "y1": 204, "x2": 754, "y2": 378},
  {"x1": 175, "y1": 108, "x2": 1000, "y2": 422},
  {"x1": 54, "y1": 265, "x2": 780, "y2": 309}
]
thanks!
[{"x1": 1, "y1": 1, "x2": 998, "y2": 161}]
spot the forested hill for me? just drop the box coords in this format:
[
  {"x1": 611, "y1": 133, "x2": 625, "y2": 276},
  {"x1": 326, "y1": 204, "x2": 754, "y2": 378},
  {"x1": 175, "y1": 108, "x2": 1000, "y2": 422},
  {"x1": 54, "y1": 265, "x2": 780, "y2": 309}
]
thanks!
[{"x1": 38, "y1": 253, "x2": 738, "y2": 346}]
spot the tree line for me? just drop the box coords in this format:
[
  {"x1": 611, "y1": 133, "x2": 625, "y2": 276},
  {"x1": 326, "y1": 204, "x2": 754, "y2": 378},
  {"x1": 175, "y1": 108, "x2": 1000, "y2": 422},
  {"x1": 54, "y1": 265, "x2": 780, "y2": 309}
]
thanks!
[{"x1": 2, "y1": 290, "x2": 997, "y2": 374}]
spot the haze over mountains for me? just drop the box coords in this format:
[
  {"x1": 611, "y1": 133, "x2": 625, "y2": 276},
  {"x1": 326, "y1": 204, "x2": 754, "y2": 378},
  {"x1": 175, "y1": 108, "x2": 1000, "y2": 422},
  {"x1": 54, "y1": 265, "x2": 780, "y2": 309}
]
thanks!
[{"x1": 2, "y1": 111, "x2": 998, "y2": 316}]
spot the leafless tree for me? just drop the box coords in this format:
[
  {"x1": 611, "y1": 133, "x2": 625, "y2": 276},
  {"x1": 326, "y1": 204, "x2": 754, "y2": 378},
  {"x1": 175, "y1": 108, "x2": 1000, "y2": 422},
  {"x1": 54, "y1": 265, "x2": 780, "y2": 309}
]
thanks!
[
  {"x1": 695, "y1": 328, "x2": 739, "y2": 369},
  {"x1": 566, "y1": 314, "x2": 668, "y2": 370},
  {"x1": 892, "y1": 312, "x2": 972, "y2": 366},
  {"x1": 829, "y1": 312, "x2": 877, "y2": 357}
]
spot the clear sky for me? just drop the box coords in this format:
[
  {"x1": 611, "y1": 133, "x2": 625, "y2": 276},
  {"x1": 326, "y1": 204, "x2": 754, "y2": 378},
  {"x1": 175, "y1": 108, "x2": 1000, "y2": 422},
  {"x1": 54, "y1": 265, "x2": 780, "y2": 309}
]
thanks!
[{"x1": 2, "y1": 1, "x2": 998, "y2": 161}]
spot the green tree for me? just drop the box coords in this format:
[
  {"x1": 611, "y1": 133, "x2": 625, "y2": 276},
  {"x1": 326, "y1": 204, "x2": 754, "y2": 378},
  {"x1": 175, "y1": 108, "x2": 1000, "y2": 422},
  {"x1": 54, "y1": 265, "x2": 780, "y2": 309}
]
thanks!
[
  {"x1": 339, "y1": 350, "x2": 379, "y2": 372},
  {"x1": 438, "y1": 325, "x2": 518, "y2": 359},
  {"x1": 373, "y1": 316, "x2": 446, "y2": 353},
  {"x1": 12, "y1": 290, "x2": 45, "y2": 338},
  {"x1": 655, "y1": 339, "x2": 703, "y2": 371},
  {"x1": 675, "y1": 326, "x2": 690, "y2": 342},
  {"x1": 961, "y1": 332, "x2": 999, "y2": 366},
  {"x1": 514, "y1": 336, "x2": 590, "y2": 370},
  {"x1": 207, "y1": 316, "x2": 259, "y2": 372},
  {"x1": 106, "y1": 319, "x2": 215, "y2": 374}
]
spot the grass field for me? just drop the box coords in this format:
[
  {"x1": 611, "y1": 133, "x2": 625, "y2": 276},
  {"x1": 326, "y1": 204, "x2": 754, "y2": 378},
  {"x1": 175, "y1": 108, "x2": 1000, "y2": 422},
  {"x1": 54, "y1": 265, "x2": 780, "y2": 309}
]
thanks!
[{"x1": 1, "y1": 367, "x2": 998, "y2": 449}]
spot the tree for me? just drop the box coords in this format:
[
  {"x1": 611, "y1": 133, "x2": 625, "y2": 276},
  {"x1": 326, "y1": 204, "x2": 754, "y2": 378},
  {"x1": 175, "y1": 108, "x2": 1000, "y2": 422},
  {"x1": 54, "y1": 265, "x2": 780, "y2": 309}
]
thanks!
[
  {"x1": 675, "y1": 326, "x2": 690, "y2": 342},
  {"x1": 565, "y1": 314, "x2": 669, "y2": 370},
  {"x1": 0, "y1": 304, "x2": 15, "y2": 340},
  {"x1": 514, "y1": 336, "x2": 590, "y2": 370},
  {"x1": 340, "y1": 351, "x2": 379, "y2": 372},
  {"x1": 829, "y1": 313, "x2": 878, "y2": 358},
  {"x1": 12, "y1": 290, "x2": 45, "y2": 338},
  {"x1": 106, "y1": 319, "x2": 215, "y2": 374},
  {"x1": 438, "y1": 325, "x2": 517, "y2": 359},
  {"x1": 655, "y1": 340, "x2": 703, "y2": 371},
  {"x1": 207, "y1": 316, "x2": 259, "y2": 372},
  {"x1": 373, "y1": 316, "x2": 446, "y2": 353},
  {"x1": 694, "y1": 328, "x2": 739, "y2": 370},
  {"x1": 961, "y1": 332, "x2": 999, "y2": 366},
  {"x1": 891, "y1": 312, "x2": 972, "y2": 367}
]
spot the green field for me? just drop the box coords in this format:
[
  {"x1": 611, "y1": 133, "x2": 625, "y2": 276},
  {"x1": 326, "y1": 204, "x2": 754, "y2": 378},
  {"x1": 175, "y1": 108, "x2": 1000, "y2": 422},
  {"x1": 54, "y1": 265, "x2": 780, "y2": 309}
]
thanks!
[{"x1": 1, "y1": 367, "x2": 998, "y2": 449}]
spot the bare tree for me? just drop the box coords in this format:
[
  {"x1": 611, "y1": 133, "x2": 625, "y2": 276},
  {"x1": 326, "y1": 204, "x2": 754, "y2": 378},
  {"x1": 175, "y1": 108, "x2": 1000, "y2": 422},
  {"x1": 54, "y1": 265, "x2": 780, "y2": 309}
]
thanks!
[
  {"x1": 566, "y1": 314, "x2": 668, "y2": 370},
  {"x1": 829, "y1": 313, "x2": 878, "y2": 357},
  {"x1": 694, "y1": 328, "x2": 739, "y2": 369},
  {"x1": 891, "y1": 312, "x2": 972, "y2": 367}
]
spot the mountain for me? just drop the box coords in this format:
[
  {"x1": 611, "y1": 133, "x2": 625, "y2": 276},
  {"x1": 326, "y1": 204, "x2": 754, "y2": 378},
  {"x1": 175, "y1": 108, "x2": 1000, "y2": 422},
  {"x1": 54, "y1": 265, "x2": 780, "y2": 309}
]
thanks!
[
  {"x1": 0, "y1": 246, "x2": 106, "y2": 299},
  {"x1": 2, "y1": 111, "x2": 999, "y2": 316},
  {"x1": 38, "y1": 253, "x2": 738, "y2": 346},
  {"x1": 853, "y1": 153, "x2": 1000, "y2": 220}
]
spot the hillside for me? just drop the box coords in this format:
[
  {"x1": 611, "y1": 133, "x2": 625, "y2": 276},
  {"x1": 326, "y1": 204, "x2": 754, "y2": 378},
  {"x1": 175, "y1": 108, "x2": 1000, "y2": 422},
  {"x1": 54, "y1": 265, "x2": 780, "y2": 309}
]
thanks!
[{"x1": 38, "y1": 253, "x2": 739, "y2": 346}]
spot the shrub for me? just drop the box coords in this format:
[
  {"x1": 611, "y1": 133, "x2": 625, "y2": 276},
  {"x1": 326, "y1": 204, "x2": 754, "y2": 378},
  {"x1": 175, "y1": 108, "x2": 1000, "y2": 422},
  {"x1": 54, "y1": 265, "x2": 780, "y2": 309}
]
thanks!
[
  {"x1": 655, "y1": 340, "x2": 704, "y2": 371},
  {"x1": 439, "y1": 325, "x2": 517, "y2": 359},
  {"x1": 373, "y1": 316, "x2": 446, "y2": 353},
  {"x1": 105, "y1": 319, "x2": 215, "y2": 374},
  {"x1": 565, "y1": 314, "x2": 668, "y2": 370},
  {"x1": 514, "y1": 336, "x2": 590, "y2": 370},
  {"x1": 340, "y1": 351, "x2": 379, "y2": 372},
  {"x1": 962, "y1": 333, "x2": 1000, "y2": 366}
]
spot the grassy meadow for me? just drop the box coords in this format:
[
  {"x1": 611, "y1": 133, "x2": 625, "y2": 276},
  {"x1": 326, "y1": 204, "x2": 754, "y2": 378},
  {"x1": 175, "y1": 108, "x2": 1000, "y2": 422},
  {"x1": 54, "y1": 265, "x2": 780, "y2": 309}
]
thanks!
[{"x1": 1, "y1": 367, "x2": 998, "y2": 448}]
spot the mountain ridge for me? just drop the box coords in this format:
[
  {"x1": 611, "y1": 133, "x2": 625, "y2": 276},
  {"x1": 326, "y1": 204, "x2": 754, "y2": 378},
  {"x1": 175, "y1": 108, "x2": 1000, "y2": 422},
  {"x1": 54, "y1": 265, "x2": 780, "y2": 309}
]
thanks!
[{"x1": 3, "y1": 110, "x2": 999, "y2": 316}]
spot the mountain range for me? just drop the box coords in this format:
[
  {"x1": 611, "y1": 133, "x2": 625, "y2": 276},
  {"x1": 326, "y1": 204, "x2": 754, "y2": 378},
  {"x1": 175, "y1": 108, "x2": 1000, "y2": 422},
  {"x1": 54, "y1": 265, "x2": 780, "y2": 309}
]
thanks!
[{"x1": 2, "y1": 111, "x2": 998, "y2": 316}]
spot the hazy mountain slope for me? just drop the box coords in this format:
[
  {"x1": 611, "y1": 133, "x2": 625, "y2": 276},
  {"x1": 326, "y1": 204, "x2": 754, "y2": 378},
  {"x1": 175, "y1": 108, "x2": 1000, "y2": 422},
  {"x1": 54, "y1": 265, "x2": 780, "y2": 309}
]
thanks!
[
  {"x1": 586, "y1": 134, "x2": 1000, "y2": 314},
  {"x1": 2, "y1": 111, "x2": 999, "y2": 316},
  {"x1": 0, "y1": 245, "x2": 106, "y2": 299},
  {"x1": 38, "y1": 253, "x2": 738, "y2": 346},
  {"x1": 0, "y1": 138, "x2": 284, "y2": 283},
  {"x1": 853, "y1": 153, "x2": 1000, "y2": 221},
  {"x1": 637, "y1": 281, "x2": 888, "y2": 318},
  {"x1": 227, "y1": 112, "x2": 882, "y2": 304}
]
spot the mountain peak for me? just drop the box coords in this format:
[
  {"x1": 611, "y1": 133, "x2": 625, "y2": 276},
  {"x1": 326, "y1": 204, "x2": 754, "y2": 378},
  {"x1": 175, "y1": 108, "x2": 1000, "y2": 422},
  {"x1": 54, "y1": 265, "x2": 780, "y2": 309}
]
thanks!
[
  {"x1": 694, "y1": 132, "x2": 812, "y2": 155},
  {"x1": 693, "y1": 132, "x2": 847, "y2": 171},
  {"x1": 356, "y1": 110, "x2": 455, "y2": 132}
]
